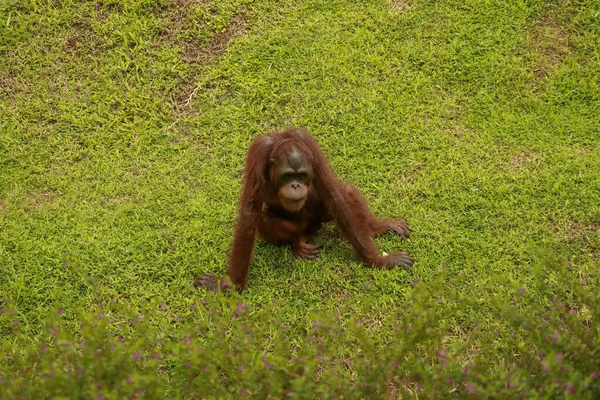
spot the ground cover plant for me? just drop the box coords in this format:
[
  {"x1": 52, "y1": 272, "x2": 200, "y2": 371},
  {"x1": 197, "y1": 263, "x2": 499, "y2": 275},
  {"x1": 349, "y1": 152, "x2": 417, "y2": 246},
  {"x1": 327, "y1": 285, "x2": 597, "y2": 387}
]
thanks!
[{"x1": 1, "y1": 0, "x2": 599, "y2": 398}]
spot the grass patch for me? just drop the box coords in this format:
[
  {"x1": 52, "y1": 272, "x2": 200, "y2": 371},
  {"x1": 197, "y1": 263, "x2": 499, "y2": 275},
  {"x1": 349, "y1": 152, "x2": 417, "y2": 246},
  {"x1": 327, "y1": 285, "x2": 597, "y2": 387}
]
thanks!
[{"x1": 1, "y1": 0, "x2": 599, "y2": 397}]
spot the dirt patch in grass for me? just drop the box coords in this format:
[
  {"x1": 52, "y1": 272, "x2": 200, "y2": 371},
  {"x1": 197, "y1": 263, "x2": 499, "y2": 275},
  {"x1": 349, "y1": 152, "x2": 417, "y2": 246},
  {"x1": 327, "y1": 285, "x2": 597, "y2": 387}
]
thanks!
[
  {"x1": 164, "y1": 2, "x2": 248, "y2": 112},
  {"x1": 187, "y1": 12, "x2": 247, "y2": 62},
  {"x1": 24, "y1": 192, "x2": 59, "y2": 213},
  {"x1": 162, "y1": 1, "x2": 248, "y2": 64},
  {"x1": 528, "y1": 13, "x2": 573, "y2": 80},
  {"x1": 509, "y1": 149, "x2": 541, "y2": 171},
  {"x1": 393, "y1": 163, "x2": 425, "y2": 188},
  {"x1": 389, "y1": 0, "x2": 411, "y2": 14},
  {"x1": 0, "y1": 71, "x2": 25, "y2": 99},
  {"x1": 557, "y1": 219, "x2": 600, "y2": 258}
]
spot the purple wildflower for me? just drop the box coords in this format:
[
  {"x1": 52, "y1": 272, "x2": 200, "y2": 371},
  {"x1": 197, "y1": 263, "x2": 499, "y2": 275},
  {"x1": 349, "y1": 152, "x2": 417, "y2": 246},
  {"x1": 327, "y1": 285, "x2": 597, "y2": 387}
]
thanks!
[
  {"x1": 98, "y1": 311, "x2": 105, "y2": 319},
  {"x1": 508, "y1": 380, "x2": 516, "y2": 388},
  {"x1": 566, "y1": 384, "x2": 575, "y2": 393},
  {"x1": 412, "y1": 279, "x2": 419, "y2": 287},
  {"x1": 392, "y1": 361, "x2": 399, "y2": 369},
  {"x1": 556, "y1": 353, "x2": 563, "y2": 363},
  {"x1": 132, "y1": 351, "x2": 141, "y2": 360},
  {"x1": 439, "y1": 349, "x2": 445, "y2": 357}
]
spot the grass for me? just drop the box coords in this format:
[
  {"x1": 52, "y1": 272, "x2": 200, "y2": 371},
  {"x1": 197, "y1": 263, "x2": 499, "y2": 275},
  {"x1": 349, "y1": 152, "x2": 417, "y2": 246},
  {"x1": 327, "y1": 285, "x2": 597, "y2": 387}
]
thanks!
[{"x1": 1, "y1": 0, "x2": 599, "y2": 397}]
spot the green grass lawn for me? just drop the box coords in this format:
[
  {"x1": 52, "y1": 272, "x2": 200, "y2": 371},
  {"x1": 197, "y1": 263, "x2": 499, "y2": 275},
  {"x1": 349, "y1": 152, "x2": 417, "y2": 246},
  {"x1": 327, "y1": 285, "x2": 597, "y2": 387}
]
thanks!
[{"x1": 1, "y1": 0, "x2": 599, "y2": 398}]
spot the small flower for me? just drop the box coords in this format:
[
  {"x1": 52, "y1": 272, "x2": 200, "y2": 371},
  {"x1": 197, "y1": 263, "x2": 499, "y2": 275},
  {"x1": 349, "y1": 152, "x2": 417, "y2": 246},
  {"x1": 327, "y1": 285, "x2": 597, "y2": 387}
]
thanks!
[
  {"x1": 556, "y1": 353, "x2": 563, "y2": 363},
  {"x1": 591, "y1": 372, "x2": 598, "y2": 379},
  {"x1": 407, "y1": 325, "x2": 413, "y2": 333},
  {"x1": 126, "y1": 376, "x2": 132, "y2": 384},
  {"x1": 41, "y1": 343, "x2": 48, "y2": 351},
  {"x1": 412, "y1": 279, "x2": 419, "y2": 287},
  {"x1": 316, "y1": 355, "x2": 323, "y2": 362},
  {"x1": 98, "y1": 311, "x2": 105, "y2": 319},
  {"x1": 569, "y1": 308, "x2": 576, "y2": 314},
  {"x1": 238, "y1": 365, "x2": 245, "y2": 372},
  {"x1": 132, "y1": 351, "x2": 141, "y2": 360},
  {"x1": 508, "y1": 380, "x2": 516, "y2": 388},
  {"x1": 518, "y1": 287, "x2": 525, "y2": 294},
  {"x1": 392, "y1": 361, "x2": 399, "y2": 369},
  {"x1": 57, "y1": 308, "x2": 64, "y2": 316},
  {"x1": 581, "y1": 278, "x2": 588, "y2": 286},
  {"x1": 184, "y1": 362, "x2": 191, "y2": 369},
  {"x1": 183, "y1": 338, "x2": 192, "y2": 345},
  {"x1": 439, "y1": 349, "x2": 445, "y2": 357},
  {"x1": 364, "y1": 283, "x2": 370, "y2": 290},
  {"x1": 466, "y1": 383, "x2": 475, "y2": 393},
  {"x1": 49, "y1": 327, "x2": 57, "y2": 335},
  {"x1": 566, "y1": 384, "x2": 575, "y2": 393}
]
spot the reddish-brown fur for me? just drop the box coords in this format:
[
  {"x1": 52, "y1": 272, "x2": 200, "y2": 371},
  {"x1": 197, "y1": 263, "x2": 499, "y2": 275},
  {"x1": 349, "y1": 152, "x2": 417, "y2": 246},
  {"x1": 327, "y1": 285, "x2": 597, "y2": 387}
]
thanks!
[{"x1": 195, "y1": 128, "x2": 413, "y2": 292}]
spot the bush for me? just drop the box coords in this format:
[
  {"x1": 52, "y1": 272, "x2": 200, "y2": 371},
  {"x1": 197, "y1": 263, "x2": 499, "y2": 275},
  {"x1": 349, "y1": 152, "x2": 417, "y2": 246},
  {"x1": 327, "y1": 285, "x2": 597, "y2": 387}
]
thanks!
[{"x1": 0, "y1": 260, "x2": 597, "y2": 399}]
